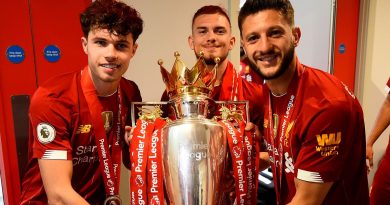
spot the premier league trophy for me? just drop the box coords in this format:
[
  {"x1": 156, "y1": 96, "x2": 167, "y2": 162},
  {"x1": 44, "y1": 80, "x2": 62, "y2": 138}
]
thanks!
[
  {"x1": 130, "y1": 51, "x2": 256, "y2": 205},
  {"x1": 159, "y1": 52, "x2": 226, "y2": 205}
]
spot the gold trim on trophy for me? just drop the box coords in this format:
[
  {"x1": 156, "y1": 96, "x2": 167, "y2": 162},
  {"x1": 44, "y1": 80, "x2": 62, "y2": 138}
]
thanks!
[
  {"x1": 213, "y1": 104, "x2": 245, "y2": 122},
  {"x1": 158, "y1": 51, "x2": 220, "y2": 98},
  {"x1": 138, "y1": 106, "x2": 164, "y2": 121}
]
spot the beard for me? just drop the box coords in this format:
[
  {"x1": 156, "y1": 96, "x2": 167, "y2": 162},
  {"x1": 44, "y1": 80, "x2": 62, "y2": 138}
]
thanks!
[
  {"x1": 194, "y1": 50, "x2": 227, "y2": 66},
  {"x1": 249, "y1": 43, "x2": 295, "y2": 80}
]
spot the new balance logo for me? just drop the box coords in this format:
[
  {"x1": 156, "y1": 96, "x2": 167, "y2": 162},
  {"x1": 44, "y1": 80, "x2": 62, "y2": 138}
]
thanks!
[
  {"x1": 316, "y1": 132, "x2": 341, "y2": 146},
  {"x1": 77, "y1": 124, "x2": 92, "y2": 134}
]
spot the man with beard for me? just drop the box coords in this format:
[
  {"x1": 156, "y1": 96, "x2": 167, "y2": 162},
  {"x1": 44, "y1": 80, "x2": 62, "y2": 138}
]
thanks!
[
  {"x1": 159, "y1": 5, "x2": 268, "y2": 204},
  {"x1": 239, "y1": 0, "x2": 369, "y2": 204},
  {"x1": 162, "y1": 5, "x2": 264, "y2": 126}
]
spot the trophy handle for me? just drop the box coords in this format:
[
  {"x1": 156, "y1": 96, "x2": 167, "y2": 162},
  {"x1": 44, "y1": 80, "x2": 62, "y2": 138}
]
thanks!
[
  {"x1": 214, "y1": 100, "x2": 250, "y2": 123},
  {"x1": 130, "y1": 101, "x2": 169, "y2": 127},
  {"x1": 131, "y1": 100, "x2": 249, "y2": 126}
]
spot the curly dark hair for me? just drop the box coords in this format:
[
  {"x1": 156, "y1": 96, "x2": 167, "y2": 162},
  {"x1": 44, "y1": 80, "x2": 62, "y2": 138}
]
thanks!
[
  {"x1": 238, "y1": 0, "x2": 294, "y2": 35},
  {"x1": 80, "y1": 0, "x2": 143, "y2": 42}
]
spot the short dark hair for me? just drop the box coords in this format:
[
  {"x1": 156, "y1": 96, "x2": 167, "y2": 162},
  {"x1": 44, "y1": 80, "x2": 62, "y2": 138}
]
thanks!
[
  {"x1": 238, "y1": 0, "x2": 294, "y2": 34},
  {"x1": 192, "y1": 5, "x2": 231, "y2": 29},
  {"x1": 80, "y1": 0, "x2": 143, "y2": 42}
]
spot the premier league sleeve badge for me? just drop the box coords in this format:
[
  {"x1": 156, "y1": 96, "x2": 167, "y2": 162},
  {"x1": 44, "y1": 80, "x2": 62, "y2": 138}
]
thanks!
[{"x1": 37, "y1": 122, "x2": 56, "y2": 144}]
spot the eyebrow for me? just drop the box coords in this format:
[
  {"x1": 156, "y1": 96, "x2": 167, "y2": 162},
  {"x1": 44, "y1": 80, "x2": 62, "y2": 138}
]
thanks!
[
  {"x1": 91, "y1": 37, "x2": 107, "y2": 41},
  {"x1": 214, "y1": 26, "x2": 227, "y2": 30},
  {"x1": 195, "y1": 26, "x2": 208, "y2": 30},
  {"x1": 116, "y1": 39, "x2": 130, "y2": 44},
  {"x1": 195, "y1": 26, "x2": 227, "y2": 30},
  {"x1": 266, "y1": 25, "x2": 285, "y2": 32},
  {"x1": 91, "y1": 36, "x2": 130, "y2": 44}
]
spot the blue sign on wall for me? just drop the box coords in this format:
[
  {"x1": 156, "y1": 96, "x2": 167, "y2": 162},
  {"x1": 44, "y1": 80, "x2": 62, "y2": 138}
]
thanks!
[
  {"x1": 339, "y1": 43, "x2": 346, "y2": 54},
  {"x1": 44, "y1": 45, "x2": 61, "y2": 63},
  {"x1": 6, "y1": 45, "x2": 25, "y2": 64}
]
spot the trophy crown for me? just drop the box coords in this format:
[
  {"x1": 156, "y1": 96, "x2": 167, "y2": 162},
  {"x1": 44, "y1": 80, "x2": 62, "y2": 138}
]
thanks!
[{"x1": 158, "y1": 51, "x2": 220, "y2": 98}]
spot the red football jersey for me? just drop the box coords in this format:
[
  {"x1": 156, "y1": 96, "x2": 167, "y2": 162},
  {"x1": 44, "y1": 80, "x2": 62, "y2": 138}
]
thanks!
[
  {"x1": 210, "y1": 61, "x2": 263, "y2": 204},
  {"x1": 263, "y1": 59, "x2": 369, "y2": 204},
  {"x1": 211, "y1": 61, "x2": 263, "y2": 127},
  {"x1": 19, "y1": 70, "x2": 141, "y2": 204},
  {"x1": 239, "y1": 57, "x2": 264, "y2": 85}
]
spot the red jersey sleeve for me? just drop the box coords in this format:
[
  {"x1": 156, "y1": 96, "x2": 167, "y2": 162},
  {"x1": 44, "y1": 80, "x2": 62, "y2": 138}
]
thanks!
[
  {"x1": 386, "y1": 77, "x2": 390, "y2": 94},
  {"x1": 294, "y1": 99, "x2": 353, "y2": 183},
  {"x1": 29, "y1": 88, "x2": 74, "y2": 160}
]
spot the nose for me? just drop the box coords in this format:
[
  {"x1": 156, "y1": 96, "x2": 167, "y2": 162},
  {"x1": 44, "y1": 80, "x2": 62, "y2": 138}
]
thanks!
[
  {"x1": 258, "y1": 37, "x2": 273, "y2": 53},
  {"x1": 105, "y1": 44, "x2": 118, "y2": 61},
  {"x1": 206, "y1": 32, "x2": 216, "y2": 43}
]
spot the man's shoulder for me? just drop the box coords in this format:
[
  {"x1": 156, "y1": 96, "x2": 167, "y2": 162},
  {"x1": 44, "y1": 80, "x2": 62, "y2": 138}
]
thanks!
[
  {"x1": 120, "y1": 77, "x2": 139, "y2": 89},
  {"x1": 31, "y1": 71, "x2": 80, "y2": 107},
  {"x1": 299, "y1": 67, "x2": 361, "y2": 117},
  {"x1": 302, "y1": 67, "x2": 355, "y2": 102},
  {"x1": 38, "y1": 71, "x2": 80, "y2": 93},
  {"x1": 120, "y1": 77, "x2": 142, "y2": 102}
]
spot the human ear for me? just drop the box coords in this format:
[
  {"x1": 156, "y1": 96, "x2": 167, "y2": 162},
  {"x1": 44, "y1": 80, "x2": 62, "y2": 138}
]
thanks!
[
  {"x1": 292, "y1": 27, "x2": 301, "y2": 47},
  {"x1": 188, "y1": 35, "x2": 194, "y2": 50},
  {"x1": 81, "y1": 37, "x2": 88, "y2": 54}
]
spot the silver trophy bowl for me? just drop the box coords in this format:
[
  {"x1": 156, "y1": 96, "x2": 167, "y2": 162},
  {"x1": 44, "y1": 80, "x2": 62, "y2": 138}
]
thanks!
[{"x1": 162, "y1": 94, "x2": 227, "y2": 205}]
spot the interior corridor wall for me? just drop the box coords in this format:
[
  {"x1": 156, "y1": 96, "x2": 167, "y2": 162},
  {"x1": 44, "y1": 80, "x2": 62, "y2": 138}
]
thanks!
[{"x1": 359, "y1": 0, "x2": 390, "y2": 185}]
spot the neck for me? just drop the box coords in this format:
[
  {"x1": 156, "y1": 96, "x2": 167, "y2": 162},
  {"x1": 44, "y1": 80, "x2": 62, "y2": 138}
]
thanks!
[
  {"x1": 266, "y1": 58, "x2": 296, "y2": 96},
  {"x1": 88, "y1": 70, "x2": 119, "y2": 97}
]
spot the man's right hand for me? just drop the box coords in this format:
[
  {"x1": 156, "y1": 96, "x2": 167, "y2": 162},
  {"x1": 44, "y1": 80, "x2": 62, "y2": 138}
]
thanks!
[
  {"x1": 124, "y1": 126, "x2": 133, "y2": 145},
  {"x1": 366, "y1": 144, "x2": 374, "y2": 173}
]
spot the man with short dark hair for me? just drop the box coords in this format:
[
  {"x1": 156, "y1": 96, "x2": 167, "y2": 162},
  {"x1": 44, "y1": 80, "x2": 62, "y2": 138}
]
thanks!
[
  {"x1": 239, "y1": 0, "x2": 369, "y2": 204},
  {"x1": 20, "y1": 0, "x2": 143, "y2": 204}
]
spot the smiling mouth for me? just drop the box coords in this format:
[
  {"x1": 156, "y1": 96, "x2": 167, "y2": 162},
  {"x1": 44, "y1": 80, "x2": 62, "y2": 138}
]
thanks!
[
  {"x1": 204, "y1": 43, "x2": 220, "y2": 48},
  {"x1": 100, "y1": 64, "x2": 120, "y2": 69},
  {"x1": 259, "y1": 54, "x2": 277, "y2": 61}
]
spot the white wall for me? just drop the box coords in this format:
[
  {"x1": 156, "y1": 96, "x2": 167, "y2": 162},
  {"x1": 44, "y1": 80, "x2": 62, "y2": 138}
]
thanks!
[
  {"x1": 239, "y1": 0, "x2": 335, "y2": 73},
  {"x1": 291, "y1": 0, "x2": 334, "y2": 73},
  {"x1": 359, "y1": 0, "x2": 390, "y2": 185},
  {"x1": 123, "y1": 0, "x2": 233, "y2": 102}
]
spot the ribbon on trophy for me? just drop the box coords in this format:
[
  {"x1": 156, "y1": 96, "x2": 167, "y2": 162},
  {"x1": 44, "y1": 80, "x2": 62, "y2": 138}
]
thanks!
[
  {"x1": 130, "y1": 107, "x2": 166, "y2": 205},
  {"x1": 217, "y1": 105, "x2": 259, "y2": 205}
]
